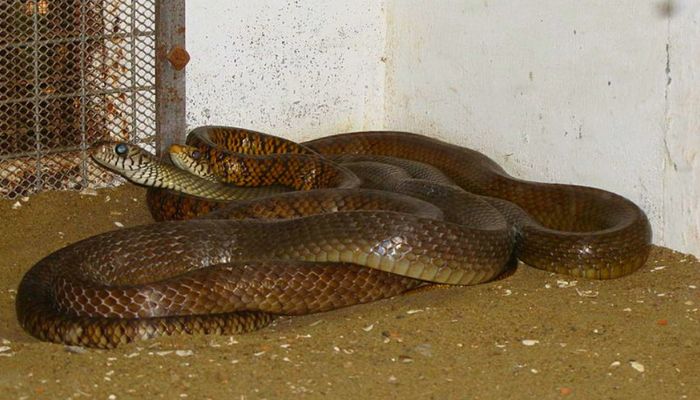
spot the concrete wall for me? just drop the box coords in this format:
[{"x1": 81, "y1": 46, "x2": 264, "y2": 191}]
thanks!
[
  {"x1": 384, "y1": 0, "x2": 699, "y2": 256},
  {"x1": 665, "y1": 1, "x2": 700, "y2": 256},
  {"x1": 185, "y1": 0, "x2": 386, "y2": 141},
  {"x1": 185, "y1": 1, "x2": 700, "y2": 256}
]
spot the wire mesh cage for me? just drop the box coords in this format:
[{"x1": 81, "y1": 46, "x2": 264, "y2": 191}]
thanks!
[{"x1": 0, "y1": 0, "x2": 157, "y2": 199}]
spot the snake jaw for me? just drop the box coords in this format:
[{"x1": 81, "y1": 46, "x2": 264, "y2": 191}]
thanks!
[
  {"x1": 169, "y1": 144, "x2": 219, "y2": 182},
  {"x1": 90, "y1": 141, "x2": 157, "y2": 180}
]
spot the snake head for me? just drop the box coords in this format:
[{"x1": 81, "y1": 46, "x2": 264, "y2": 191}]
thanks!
[
  {"x1": 91, "y1": 141, "x2": 157, "y2": 177},
  {"x1": 169, "y1": 144, "x2": 219, "y2": 182}
]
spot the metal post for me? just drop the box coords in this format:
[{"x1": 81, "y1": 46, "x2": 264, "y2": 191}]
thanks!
[{"x1": 155, "y1": 0, "x2": 187, "y2": 157}]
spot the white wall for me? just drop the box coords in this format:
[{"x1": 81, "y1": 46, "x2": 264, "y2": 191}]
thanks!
[
  {"x1": 185, "y1": 1, "x2": 700, "y2": 256},
  {"x1": 384, "y1": 0, "x2": 699, "y2": 256},
  {"x1": 185, "y1": 0, "x2": 386, "y2": 141},
  {"x1": 665, "y1": 2, "x2": 700, "y2": 256}
]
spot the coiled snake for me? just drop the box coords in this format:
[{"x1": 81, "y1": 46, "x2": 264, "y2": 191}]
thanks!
[{"x1": 16, "y1": 127, "x2": 652, "y2": 348}]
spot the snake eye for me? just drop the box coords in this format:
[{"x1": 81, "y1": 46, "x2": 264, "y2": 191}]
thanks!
[
  {"x1": 191, "y1": 150, "x2": 201, "y2": 160},
  {"x1": 114, "y1": 143, "x2": 128, "y2": 156}
]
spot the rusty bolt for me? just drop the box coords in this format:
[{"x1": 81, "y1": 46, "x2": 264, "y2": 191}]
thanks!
[{"x1": 167, "y1": 46, "x2": 190, "y2": 71}]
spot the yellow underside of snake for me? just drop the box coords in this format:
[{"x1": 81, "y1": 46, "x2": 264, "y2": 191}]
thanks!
[{"x1": 15, "y1": 127, "x2": 652, "y2": 348}]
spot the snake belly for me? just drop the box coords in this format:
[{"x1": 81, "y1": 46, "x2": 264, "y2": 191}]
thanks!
[{"x1": 15, "y1": 126, "x2": 652, "y2": 348}]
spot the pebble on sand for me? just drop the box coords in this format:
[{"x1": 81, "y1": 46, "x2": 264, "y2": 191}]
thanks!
[
  {"x1": 64, "y1": 346, "x2": 87, "y2": 354},
  {"x1": 630, "y1": 361, "x2": 645, "y2": 372}
]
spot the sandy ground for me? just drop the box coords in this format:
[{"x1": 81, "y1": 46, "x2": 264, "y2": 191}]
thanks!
[{"x1": 0, "y1": 184, "x2": 698, "y2": 399}]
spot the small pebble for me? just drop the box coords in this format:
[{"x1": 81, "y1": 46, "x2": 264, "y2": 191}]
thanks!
[
  {"x1": 382, "y1": 331, "x2": 403, "y2": 343},
  {"x1": 630, "y1": 361, "x2": 645, "y2": 372},
  {"x1": 362, "y1": 324, "x2": 375, "y2": 332},
  {"x1": 80, "y1": 189, "x2": 98, "y2": 196},
  {"x1": 176, "y1": 350, "x2": 194, "y2": 357},
  {"x1": 64, "y1": 346, "x2": 88, "y2": 354},
  {"x1": 575, "y1": 288, "x2": 598, "y2": 297},
  {"x1": 609, "y1": 361, "x2": 621, "y2": 368},
  {"x1": 657, "y1": 319, "x2": 668, "y2": 326},
  {"x1": 559, "y1": 387, "x2": 573, "y2": 396},
  {"x1": 114, "y1": 221, "x2": 124, "y2": 228},
  {"x1": 406, "y1": 309, "x2": 424, "y2": 315},
  {"x1": 413, "y1": 343, "x2": 433, "y2": 357},
  {"x1": 521, "y1": 339, "x2": 539, "y2": 346},
  {"x1": 11, "y1": 201, "x2": 21, "y2": 210},
  {"x1": 398, "y1": 355, "x2": 413, "y2": 363}
]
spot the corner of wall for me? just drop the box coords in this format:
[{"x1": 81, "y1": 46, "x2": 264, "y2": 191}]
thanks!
[{"x1": 662, "y1": 1, "x2": 700, "y2": 256}]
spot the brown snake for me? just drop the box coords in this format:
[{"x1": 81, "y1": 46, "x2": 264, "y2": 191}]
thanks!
[{"x1": 16, "y1": 127, "x2": 652, "y2": 348}]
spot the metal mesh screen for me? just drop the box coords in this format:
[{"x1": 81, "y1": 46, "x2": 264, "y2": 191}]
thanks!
[{"x1": 0, "y1": 0, "x2": 156, "y2": 198}]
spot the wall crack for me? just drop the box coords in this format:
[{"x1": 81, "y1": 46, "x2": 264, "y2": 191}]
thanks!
[{"x1": 662, "y1": 12, "x2": 676, "y2": 173}]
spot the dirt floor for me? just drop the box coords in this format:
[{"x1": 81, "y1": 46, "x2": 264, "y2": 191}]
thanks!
[{"x1": 0, "y1": 184, "x2": 698, "y2": 399}]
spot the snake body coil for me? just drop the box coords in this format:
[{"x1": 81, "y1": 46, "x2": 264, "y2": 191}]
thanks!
[{"x1": 16, "y1": 127, "x2": 652, "y2": 348}]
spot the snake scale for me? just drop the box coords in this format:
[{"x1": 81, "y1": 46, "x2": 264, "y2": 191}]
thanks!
[{"x1": 16, "y1": 126, "x2": 652, "y2": 348}]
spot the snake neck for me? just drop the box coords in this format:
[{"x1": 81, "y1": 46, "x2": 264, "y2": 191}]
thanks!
[{"x1": 125, "y1": 162, "x2": 287, "y2": 201}]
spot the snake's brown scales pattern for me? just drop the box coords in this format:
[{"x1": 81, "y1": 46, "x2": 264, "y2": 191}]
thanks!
[{"x1": 16, "y1": 126, "x2": 652, "y2": 348}]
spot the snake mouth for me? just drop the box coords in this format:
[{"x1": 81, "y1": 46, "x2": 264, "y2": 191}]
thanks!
[
  {"x1": 90, "y1": 141, "x2": 156, "y2": 177},
  {"x1": 169, "y1": 144, "x2": 219, "y2": 182},
  {"x1": 168, "y1": 144, "x2": 192, "y2": 171},
  {"x1": 89, "y1": 141, "x2": 119, "y2": 167}
]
